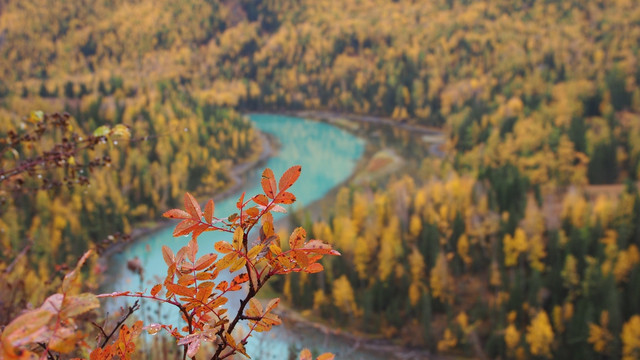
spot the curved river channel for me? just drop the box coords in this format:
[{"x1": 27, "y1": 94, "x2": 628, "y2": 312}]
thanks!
[{"x1": 103, "y1": 114, "x2": 392, "y2": 359}]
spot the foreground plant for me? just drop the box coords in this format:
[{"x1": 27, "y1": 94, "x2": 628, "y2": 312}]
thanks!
[{"x1": 0, "y1": 166, "x2": 338, "y2": 359}]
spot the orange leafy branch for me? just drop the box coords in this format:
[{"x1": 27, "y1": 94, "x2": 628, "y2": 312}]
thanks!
[{"x1": 104, "y1": 166, "x2": 338, "y2": 360}]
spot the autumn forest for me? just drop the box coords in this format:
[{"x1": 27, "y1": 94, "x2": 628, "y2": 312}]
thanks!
[{"x1": 1, "y1": 0, "x2": 640, "y2": 359}]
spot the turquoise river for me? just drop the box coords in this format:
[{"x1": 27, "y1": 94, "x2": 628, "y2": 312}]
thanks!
[{"x1": 103, "y1": 114, "x2": 392, "y2": 359}]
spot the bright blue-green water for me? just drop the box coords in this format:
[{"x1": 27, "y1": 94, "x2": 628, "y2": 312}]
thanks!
[{"x1": 103, "y1": 114, "x2": 388, "y2": 359}]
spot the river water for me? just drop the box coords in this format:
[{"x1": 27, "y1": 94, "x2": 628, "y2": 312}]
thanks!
[{"x1": 103, "y1": 114, "x2": 392, "y2": 359}]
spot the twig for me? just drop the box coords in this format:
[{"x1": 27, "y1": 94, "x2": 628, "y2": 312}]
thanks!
[{"x1": 100, "y1": 300, "x2": 140, "y2": 347}]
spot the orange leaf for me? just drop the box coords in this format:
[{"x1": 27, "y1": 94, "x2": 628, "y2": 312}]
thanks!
[
  {"x1": 229, "y1": 256, "x2": 247, "y2": 273},
  {"x1": 187, "y1": 238, "x2": 198, "y2": 263},
  {"x1": 279, "y1": 165, "x2": 301, "y2": 192},
  {"x1": 231, "y1": 273, "x2": 249, "y2": 286},
  {"x1": 214, "y1": 241, "x2": 234, "y2": 254},
  {"x1": 246, "y1": 207, "x2": 260, "y2": 217},
  {"x1": 233, "y1": 227, "x2": 244, "y2": 251},
  {"x1": 237, "y1": 192, "x2": 246, "y2": 209},
  {"x1": 305, "y1": 263, "x2": 324, "y2": 273},
  {"x1": 276, "y1": 191, "x2": 296, "y2": 204},
  {"x1": 150, "y1": 284, "x2": 162, "y2": 297},
  {"x1": 299, "y1": 349, "x2": 312, "y2": 360},
  {"x1": 216, "y1": 253, "x2": 237, "y2": 270},
  {"x1": 289, "y1": 227, "x2": 306, "y2": 250},
  {"x1": 184, "y1": 192, "x2": 202, "y2": 219},
  {"x1": 204, "y1": 200, "x2": 215, "y2": 223},
  {"x1": 215, "y1": 281, "x2": 228, "y2": 291},
  {"x1": 162, "y1": 246, "x2": 175, "y2": 267},
  {"x1": 253, "y1": 194, "x2": 269, "y2": 206},
  {"x1": 265, "y1": 297, "x2": 280, "y2": 313},
  {"x1": 165, "y1": 283, "x2": 196, "y2": 298},
  {"x1": 194, "y1": 253, "x2": 217, "y2": 271},
  {"x1": 191, "y1": 223, "x2": 210, "y2": 240},
  {"x1": 317, "y1": 353, "x2": 335, "y2": 360},
  {"x1": 261, "y1": 168, "x2": 277, "y2": 199},
  {"x1": 173, "y1": 219, "x2": 199, "y2": 237},
  {"x1": 163, "y1": 209, "x2": 191, "y2": 219},
  {"x1": 302, "y1": 240, "x2": 341, "y2": 256}
]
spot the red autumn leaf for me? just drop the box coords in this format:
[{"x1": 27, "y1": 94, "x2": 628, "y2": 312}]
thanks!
[
  {"x1": 184, "y1": 192, "x2": 202, "y2": 219},
  {"x1": 204, "y1": 200, "x2": 215, "y2": 223},
  {"x1": 261, "y1": 168, "x2": 277, "y2": 199},
  {"x1": 163, "y1": 208, "x2": 191, "y2": 219},
  {"x1": 279, "y1": 165, "x2": 301, "y2": 192}
]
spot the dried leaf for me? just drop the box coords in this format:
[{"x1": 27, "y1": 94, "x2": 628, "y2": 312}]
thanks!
[
  {"x1": 62, "y1": 250, "x2": 92, "y2": 293},
  {"x1": 61, "y1": 293, "x2": 100, "y2": 318},
  {"x1": 1, "y1": 308, "x2": 54, "y2": 348}
]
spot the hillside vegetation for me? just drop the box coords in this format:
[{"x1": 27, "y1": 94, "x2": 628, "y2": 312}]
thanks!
[{"x1": 1, "y1": 0, "x2": 640, "y2": 359}]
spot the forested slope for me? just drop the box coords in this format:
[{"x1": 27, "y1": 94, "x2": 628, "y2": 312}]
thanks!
[{"x1": 1, "y1": 0, "x2": 640, "y2": 358}]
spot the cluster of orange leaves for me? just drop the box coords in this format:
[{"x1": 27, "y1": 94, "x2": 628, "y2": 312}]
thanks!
[{"x1": 1, "y1": 166, "x2": 339, "y2": 360}]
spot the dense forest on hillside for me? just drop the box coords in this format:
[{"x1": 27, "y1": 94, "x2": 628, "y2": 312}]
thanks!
[{"x1": 1, "y1": 0, "x2": 640, "y2": 359}]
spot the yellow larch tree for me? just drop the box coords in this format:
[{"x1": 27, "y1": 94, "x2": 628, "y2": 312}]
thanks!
[{"x1": 526, "y1": 311, "x2": 554, "y2": 358}]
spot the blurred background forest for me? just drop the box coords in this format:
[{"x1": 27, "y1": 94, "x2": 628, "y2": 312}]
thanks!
[{"x1": 1, "y1": 0, "x2": 640, "y2": 359}]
